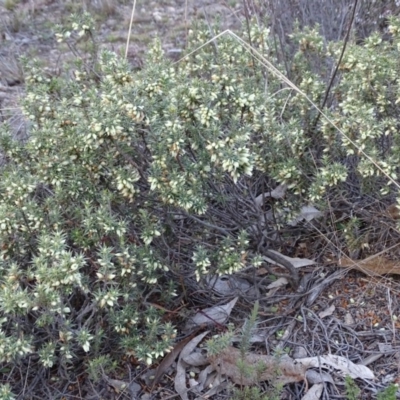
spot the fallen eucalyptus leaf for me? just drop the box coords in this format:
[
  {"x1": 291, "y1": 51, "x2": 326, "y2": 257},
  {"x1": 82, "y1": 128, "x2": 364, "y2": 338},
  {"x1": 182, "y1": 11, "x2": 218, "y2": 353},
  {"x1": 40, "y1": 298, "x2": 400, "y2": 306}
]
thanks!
[
  {"x1": 104, "y1": 375, "x2": 128, "y2": 393},
  {"x1": 152, "y1": 333, "x2": 198, "y2": 389},
  {"x1": 306, "y1": 369, "x2": 334, "y2": 384},
  {"x1": 318, "y1": 304, "x2": 335, "y2": 319},
  {"x1": 263, "y1": 250, "x2": 315, "y2": 269},
  {"x1": 293, "y1": 346, "x2": 308, "y2": 359},
  {"x1": 296, "y1": 354, "x2": 374, "y2": 379},
  {"x1": 197, "y1": 364, "x2": 216, "y2": 392},
  {"x1": 201, "y1": 381, "x2": 229, "y2": 399},
  {"x1": 206, "y1": 275, "x2": 251, "y2": 295},
  {"x1": 189, "y1": 378, "x2": 200, "y2": 393},
  {"x1": 184, "y1": 297, "x2": 238, "y2": 331},
  {"x1": 182, "y1": 351, "x2": 208, "y2": 367},
  {"x1": 344, "y1": 312, "x2": 355, "y2": 325},
  {"x1": 231, "y1": 333, "x2": 266, "y2": 344},
  {"x1": 254, "y1": 184, "x2": 288, "y2": 206},
  {"x1": 361, "y1": 353, "x2": 383, "y2": 366},
  {"x1": 266, "y1": 277, "x2": 288, "y2": 289},
  {"x1": 289, "y1": 206, "x2": 322, "y2": 226},
  {"x1": 175, "y1": 331, "x2": 209, "y2": 400},
  {"x1": 301, "y1": 383, "x2": 324, "y2": 400},
  {"x1": 338, "y1": 255, "x2": 400, "y2": 276}
]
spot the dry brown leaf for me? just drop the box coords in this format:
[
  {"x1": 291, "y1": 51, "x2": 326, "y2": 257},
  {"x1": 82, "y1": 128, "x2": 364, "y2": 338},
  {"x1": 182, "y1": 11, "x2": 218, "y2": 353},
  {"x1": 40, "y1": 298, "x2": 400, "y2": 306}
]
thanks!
[
  {"x1": 265, "y1": 286, "x2": 280, "y2": 298},
  {"x1": 386, "y1": 203, "x2": 400, "y2": 219},
  {"x1": 207, "y1": 346, "x2": 307, "y2": 386},
  {"x1": 338, "y1": 255, "x2": 400, "y2": 276},
  {"x1": 256, "y1": 267, "x2": 270, "y2": 276}
]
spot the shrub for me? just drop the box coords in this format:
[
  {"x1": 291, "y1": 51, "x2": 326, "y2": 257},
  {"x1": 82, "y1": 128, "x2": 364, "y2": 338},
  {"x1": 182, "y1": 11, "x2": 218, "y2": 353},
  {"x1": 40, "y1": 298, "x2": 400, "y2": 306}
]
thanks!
[
  {"x1": 1, "y1": 11, "x2": 400, "y2": 395},
  {"x1": 262, "y1": 0, "x2": 399, "y2": 47}
]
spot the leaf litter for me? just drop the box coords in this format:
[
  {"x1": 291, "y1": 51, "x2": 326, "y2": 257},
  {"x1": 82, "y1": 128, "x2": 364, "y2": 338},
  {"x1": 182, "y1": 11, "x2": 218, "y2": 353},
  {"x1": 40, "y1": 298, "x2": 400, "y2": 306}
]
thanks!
[
  {"x1": 262, "y1": 249, "x2": 316, "y2": 268},
  {"x1": 162, "y1": 303, "x2": 376, "y2": 398},
  {"x1": 184, "y1": 297, "x2": 238, "y2": 332},
  {"x1": 174, "y1": 331, "x2": 210, "y2": 400}
]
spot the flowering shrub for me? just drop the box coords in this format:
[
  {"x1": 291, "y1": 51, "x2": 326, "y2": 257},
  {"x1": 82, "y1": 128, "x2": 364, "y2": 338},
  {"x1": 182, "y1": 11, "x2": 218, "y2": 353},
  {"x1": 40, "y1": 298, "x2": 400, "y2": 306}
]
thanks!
[{"x1": 1, "y1": 12, "x2": 400, "y2": 394}]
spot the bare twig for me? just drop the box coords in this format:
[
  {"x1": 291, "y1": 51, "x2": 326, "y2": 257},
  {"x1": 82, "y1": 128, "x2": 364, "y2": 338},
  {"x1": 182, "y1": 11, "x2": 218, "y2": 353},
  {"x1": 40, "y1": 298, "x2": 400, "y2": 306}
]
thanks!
[
  {"x1": 125, "y1": 0, "x2": 137, "y2": 59},
  {"x1": 312, "y1": 0, "x2": 359, "y2": 129}
]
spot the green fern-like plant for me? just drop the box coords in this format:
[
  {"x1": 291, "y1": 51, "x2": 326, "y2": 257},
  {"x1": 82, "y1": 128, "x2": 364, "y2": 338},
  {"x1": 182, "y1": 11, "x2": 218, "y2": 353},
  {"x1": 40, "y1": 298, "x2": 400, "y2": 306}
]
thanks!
[
  {"x1": 345, "y1": 375, "x2": 361, "y2": 400},
  {"x1": 377, "y1": 383, "x2": 398, "y2": 400}
]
